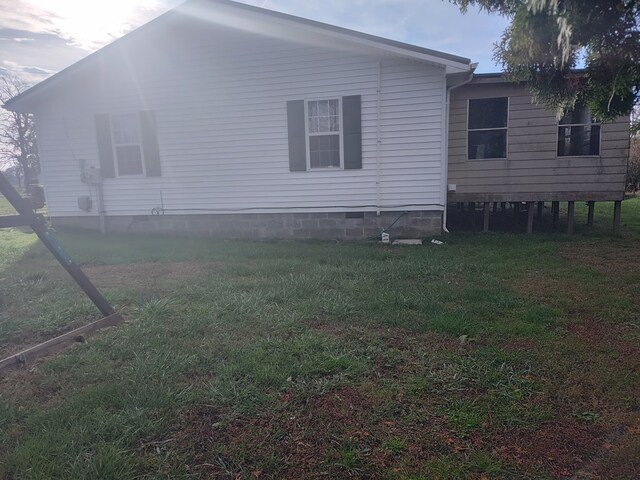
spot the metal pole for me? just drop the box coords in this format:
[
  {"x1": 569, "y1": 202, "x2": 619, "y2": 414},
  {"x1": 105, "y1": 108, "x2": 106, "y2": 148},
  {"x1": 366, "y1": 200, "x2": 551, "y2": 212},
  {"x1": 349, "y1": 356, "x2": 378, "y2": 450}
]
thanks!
[{"x1": 0, "y1": 172, "x2": 115, "y2": 316}]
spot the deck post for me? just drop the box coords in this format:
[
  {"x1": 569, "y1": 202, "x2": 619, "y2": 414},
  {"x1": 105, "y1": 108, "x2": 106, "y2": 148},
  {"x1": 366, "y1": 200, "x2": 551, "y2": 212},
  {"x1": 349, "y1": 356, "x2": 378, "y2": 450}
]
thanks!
[
  {"x1": 492, "y1": 202, "x2": 498, "y2": 215},
  {"x1": 469, "y1": 202, "x2": 476, "y2": 228},
  {"x1": 512, "y1": 202, "x2": 521, "y2": 231},
  {"x1": 567, "y1": 201, "x2": 575, "y2": 234},
  {"x1": 457, "y1": 202, "x2": 463, "y2": 211},
  {"x1": 613, "y1": 200, "x2": 622, "y2": 234},
  {"x1": 526, "y1": 202, "x2": 535, "y2": 234},
  {"x1": 483, "y1": 202, "x2": 490, "y2": 232},
  {"x1": 537, "y1": 201, "x2": 544, "y2": 219},
  {"x1": 501, "y1": 202, "x2": 507, "y2": 215},
  {"x1": 552, "y1": 201, "x2": 560, "y2": 228},
  {"x1": 587, "y1": 201, "x2": 595, "y2": 226}
]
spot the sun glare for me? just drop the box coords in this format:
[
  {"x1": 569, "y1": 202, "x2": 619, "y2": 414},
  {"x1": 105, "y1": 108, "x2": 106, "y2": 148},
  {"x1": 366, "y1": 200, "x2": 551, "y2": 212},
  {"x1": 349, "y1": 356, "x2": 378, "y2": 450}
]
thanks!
[{"x1": 27, "y1": 0, "x2": 163, "y2": 49}]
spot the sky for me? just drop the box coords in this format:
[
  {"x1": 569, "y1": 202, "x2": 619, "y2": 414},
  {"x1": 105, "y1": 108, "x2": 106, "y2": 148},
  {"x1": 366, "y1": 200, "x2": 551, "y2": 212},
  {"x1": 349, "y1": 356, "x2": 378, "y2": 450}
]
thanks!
[{"x1": 0, "y1": 0, "x2": 510, "y2": 84}]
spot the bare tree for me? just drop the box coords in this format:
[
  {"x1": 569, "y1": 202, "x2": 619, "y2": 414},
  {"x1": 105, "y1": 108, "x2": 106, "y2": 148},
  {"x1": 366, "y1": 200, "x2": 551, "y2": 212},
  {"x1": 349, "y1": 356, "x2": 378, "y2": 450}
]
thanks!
[{"x1": 0, "y1": 76, "x2": 39, "y2": 188}]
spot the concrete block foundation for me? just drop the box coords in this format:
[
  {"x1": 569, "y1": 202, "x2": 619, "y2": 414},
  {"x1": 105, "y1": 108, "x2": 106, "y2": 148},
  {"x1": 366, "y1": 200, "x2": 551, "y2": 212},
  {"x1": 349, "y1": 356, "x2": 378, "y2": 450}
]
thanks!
[{"x1": 51, "y1": 211, "x2": 443, "y2": 240}]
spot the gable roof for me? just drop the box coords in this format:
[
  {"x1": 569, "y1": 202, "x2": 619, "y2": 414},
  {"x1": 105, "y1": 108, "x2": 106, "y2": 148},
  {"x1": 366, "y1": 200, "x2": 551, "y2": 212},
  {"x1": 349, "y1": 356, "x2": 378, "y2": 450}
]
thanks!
[{"x1": 4, "y1": 0, "x2": 472, "y2": 112}]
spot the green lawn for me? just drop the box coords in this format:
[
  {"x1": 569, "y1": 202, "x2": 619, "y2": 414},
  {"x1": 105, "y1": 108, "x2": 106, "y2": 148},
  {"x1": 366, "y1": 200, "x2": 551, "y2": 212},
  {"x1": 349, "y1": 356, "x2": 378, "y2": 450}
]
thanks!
[
  {"x1": 0, "y1": 199, "x2": 639, "y2": 479},
  {"x1": 0, "y1": 194, "x2": 17, "y2": 216}
]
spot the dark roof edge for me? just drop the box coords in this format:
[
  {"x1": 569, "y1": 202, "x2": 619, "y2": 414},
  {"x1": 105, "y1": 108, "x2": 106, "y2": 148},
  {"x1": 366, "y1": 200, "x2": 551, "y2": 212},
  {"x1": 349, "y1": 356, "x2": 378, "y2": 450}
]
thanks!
[
  {"x1": 5, "y1": 0, "x2": 470, "y2": 110},
  {"x1": 471, "y1": 69, "x2": 587, "y2": 84}
]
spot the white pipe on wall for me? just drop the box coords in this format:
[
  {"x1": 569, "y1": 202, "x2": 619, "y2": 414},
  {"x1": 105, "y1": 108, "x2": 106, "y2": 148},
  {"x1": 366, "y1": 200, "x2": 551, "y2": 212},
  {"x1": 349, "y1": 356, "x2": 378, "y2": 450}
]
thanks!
[
  {"x1": 376, "y1": 60, "x2": 382, "y2": 215},
  {"x1": 442, "y1": 64, "x2": 477, "y2": 233}
]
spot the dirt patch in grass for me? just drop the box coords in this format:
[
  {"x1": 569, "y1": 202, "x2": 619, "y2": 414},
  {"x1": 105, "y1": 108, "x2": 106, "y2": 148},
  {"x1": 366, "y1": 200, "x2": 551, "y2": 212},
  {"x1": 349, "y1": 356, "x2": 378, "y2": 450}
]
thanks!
[
  {"x1": 560, "y1": 241, "x2": 640, "y2": 275},
  {"x1": 586, "y1": 419, "x2": 640, "y2": 479},
  {"x1": 164, "y1": 385, "x2": 456, "y2": 479},
  {"x1": 148, "y1": 405, "x2": 222, "y2": 473},
  {"x1": 567, "y1": 321, "x2": 640, "y2": 365},
  {"x1": 512, "y1": 272, "x2": 594, "y2": 318},
  {"x1": 307, "y1": 318, "x2": 462, "y2": 353},
  {"x1": 497, "y1": 338, "x2": 540, "y2": 352},
  {"x1": 83, "y1": 261, "x2": 220, "y2": 291},
  {"x1": 0, "y1": 366, "x2": 64, "y2": 413},
  {"x1": 491, "y1": 419, "x2": 605, "y2": 478},
  {"x1": 160, "y1": 379, "x2": 624, "y2": 479}
]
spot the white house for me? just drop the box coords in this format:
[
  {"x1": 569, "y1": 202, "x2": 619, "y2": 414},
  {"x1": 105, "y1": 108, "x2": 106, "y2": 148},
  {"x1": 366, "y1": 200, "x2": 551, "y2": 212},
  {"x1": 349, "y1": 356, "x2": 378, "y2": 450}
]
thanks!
[
  {"x1": 6, "y1": 0, "x2": 629, "y2": 238},
  {"x1": 4, "y1": 0, "x2": 475, "y2": 239}
]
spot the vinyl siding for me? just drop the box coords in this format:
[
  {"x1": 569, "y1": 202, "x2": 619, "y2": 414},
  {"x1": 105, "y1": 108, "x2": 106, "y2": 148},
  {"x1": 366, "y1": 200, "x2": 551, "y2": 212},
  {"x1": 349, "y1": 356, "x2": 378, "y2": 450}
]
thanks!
[
  {"x1": 33, "y1": 17, "x2": 446, "y2": 218},
  {"x1": 447, "y1": 83, "x2": 629, "y2": 202}
]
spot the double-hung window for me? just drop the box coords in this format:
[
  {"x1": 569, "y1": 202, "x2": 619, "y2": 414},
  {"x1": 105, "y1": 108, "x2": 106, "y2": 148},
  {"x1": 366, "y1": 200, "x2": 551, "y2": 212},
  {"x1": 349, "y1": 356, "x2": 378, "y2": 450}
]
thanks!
[
  {"x1": 306, "y1": 98, "x2": 342, "y2": 169},
  {"x1": 468, "y1": 97, "x2": 508, "y2": 160},
  {"x1": 557, "y1": 106, "x2": 600, "y2": 156},
  {"x1": 111, "y1": 113, "x2": 145, "y2": 176}
]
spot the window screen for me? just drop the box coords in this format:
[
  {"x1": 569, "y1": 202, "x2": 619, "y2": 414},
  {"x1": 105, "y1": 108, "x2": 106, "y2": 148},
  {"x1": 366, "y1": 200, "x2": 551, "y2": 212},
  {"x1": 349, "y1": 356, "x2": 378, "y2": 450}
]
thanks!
[
  {"x1": 307, "y1": 99, "x2": 341, "y2": 168},
  {"x1": 111, "y1": 113, "x2": 145, "y2": 176},
  {"x1": 468, "y1": 97, "x2": 508, "y2": 160},
  {"x1": 558, "y1": 106, "x2": 601, "y2": 156}
]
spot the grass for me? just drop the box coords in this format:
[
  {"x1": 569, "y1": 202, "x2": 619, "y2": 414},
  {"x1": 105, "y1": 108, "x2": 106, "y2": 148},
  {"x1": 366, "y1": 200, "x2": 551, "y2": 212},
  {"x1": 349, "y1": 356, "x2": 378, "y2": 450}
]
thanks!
[
  {"x1": 0, "y1": 198, "x2": 639, "y2": 479},
  {"x1": 0, "y1": 194, "x2": 17, "y2": 216}
]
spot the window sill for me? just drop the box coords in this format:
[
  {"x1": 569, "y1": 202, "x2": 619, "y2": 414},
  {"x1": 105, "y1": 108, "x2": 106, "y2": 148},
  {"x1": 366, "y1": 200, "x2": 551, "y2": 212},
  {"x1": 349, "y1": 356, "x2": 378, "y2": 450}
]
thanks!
[{"x1": 556, "y1": 155, "x2": 601, "y2": 159}]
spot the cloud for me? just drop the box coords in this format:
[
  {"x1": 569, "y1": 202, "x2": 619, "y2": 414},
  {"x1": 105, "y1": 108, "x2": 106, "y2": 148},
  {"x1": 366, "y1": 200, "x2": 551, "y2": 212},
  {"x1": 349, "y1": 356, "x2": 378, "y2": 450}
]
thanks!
[
  {"x1": 21, "y1": 65, "x2": 55, "y2": 76},
  {"x1": 0, "y1": 0, "x2": 180, "y2": 50},
  {"x1": 0, "y1": 36, "x2": 35, "y2": 43},
  {"x1": 1, "y1": 60, "x2": 56, "y2": 82}
]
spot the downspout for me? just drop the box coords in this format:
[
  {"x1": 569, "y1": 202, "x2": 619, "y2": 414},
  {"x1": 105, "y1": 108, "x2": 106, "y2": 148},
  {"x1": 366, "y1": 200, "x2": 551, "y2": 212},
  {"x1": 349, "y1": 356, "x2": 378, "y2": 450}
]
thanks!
[
  {"x1": 442, "y1": 63, "x2": 477, "y2": 233},
  {"x1": 376, "y1": 61, "x2": 382, "y2": 215},
  {"x1": 97, "y1": 183, "x2": 107, "y2": 234}
]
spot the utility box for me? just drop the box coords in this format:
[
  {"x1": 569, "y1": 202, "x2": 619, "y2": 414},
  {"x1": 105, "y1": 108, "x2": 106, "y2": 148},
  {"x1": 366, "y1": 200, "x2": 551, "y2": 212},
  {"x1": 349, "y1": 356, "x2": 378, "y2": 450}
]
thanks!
[
  {"x1": 79, "y1": 160, "x2": 102, "y2": 184},
  {"x1": 84, "y1": 166, "x2": 102, "y2": 184},
  {"x1": 77, "y1": 195, "x2": 92, "y2": 211}
]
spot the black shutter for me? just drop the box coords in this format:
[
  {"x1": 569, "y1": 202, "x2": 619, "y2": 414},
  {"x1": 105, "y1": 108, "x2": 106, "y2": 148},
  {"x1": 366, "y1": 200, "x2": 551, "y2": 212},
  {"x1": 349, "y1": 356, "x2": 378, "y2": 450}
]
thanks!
[
  {"x1": 287, "y1": 100, "x2": 307, "y2": 171},
  {"x1": 94, "y1": 114, "x2": 115, "y2": 178},
  {"x1": 140, "y1": 110, "x2": 161, "y2": 177},
  {"x1": 342, "y1": 95, "x2": 362, "y2": 170}
]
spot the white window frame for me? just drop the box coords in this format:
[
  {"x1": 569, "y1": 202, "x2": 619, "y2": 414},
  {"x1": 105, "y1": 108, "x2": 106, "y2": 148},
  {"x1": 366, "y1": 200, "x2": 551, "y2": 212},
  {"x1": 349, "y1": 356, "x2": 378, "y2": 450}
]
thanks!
[
  {"x1": 556, "y1": 107, "x2": 601, "y2": 158},
  {"x1": 304, "y1": 97, "x2": 344, "y2": 170},
  {"x1": 110, "y1": 113, "x2": 146, "y2": 177},
  {"x1": 467, "y1": 97, "x2": 509, "y2": 161}
]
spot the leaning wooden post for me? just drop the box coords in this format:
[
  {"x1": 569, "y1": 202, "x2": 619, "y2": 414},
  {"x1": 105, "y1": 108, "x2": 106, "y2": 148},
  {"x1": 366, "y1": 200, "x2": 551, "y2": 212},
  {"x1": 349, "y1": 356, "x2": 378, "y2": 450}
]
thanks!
[
  {"x1": 483, "y1": 202, "x2": 490, "y2": 232},
  {"x1": 587, "y1": 201, "x2": 595, "y2": 226},
  {"x1": 567, "y1": 201, "x2": 575, "y2": 234},
  {"x1": 552, "y1": 201, "x2": 560, "y2": 228},
  {"x1": 613, "y1": 200, "x2": 622, "y2": 234},
  {"x1": 526, "y1": 202, "x2": 535, "y2": 234},
  {"x1": 0, "y1": 172, "x2": 116, "y2": 317},
  {"x1": 0, "y1": 172, "x2": 115, "y2": 317}
]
